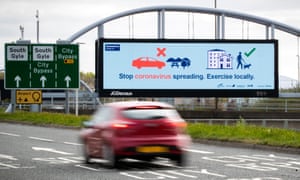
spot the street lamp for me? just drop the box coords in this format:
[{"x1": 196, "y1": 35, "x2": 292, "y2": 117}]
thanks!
[
  {"x1": 36, "y1": 10, "x2": 39, "y2": 43},
  {"x1": 19, "y1": 25, "x2": 24, "y2": 40}
]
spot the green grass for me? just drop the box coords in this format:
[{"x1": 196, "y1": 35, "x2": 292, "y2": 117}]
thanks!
[
  {"x1": 188, "y1": 123, "x2": 300, "y2": 148},
  {"x1": 0, "y1": 111, "x2": 89, "y2": 128},
  {"x1": 0, "y1": 110, "x2": 300, "y2": 148}
]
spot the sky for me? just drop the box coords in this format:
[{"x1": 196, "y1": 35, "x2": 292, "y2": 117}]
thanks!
[{"x1": 1, "y1": 0, "x2": 300, "y2": 81}]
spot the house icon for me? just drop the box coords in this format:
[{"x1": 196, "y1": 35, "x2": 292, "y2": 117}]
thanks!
[{"x1": 207, "y1": 49, "x2": 233, "y2": 69}]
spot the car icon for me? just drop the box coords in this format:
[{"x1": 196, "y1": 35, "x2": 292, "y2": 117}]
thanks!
[{"x1": 132, "y1": 57, "x2": 166, "y2": 69}]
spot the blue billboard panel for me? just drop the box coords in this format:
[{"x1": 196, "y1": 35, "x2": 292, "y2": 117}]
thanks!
[{"x1": 96, "y1": 39, "x2": 278, "y2": 97}]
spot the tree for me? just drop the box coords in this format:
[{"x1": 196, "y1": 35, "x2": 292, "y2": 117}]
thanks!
[{"x1": 80, "y1": 72, "x2": 95, "y2": 89}]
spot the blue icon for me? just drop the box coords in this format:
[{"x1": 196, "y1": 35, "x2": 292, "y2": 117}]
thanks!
[
  {"x1": 237, "y1": 52, "x2": 251, "y2": 69},
  {"x1": 166, "y1": 57, "x2": 191, "y2": 69},
  {"x1": 207, "y1": 49, "x2": 233, "y2": 69}
]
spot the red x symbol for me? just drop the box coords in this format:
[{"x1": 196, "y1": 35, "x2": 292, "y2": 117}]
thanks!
[{"x1": 157, "y1": 48, "x2": 166, "y2": 57}]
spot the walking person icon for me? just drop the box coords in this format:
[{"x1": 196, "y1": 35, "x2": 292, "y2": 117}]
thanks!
[{"x1": 236, "y1": 52, "x2": 244, "y2": 69}]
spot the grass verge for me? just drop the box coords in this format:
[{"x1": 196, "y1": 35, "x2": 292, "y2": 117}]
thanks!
[
  {"x1": 188, "y1": 123, "x2": 300, "y2": 148},
  {"x1": 0, "y1": 111, "x2": 89, "y2": 128},
  {"x1": 0, "y1": 110, "x2": 299, "y2": 149}
]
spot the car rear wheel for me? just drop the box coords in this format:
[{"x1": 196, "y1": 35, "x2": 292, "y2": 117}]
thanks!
[
  {"x1": 102, "y1": 144, "x2": 118, "y2": 168},
  {"x1": 173, "y1": 154, "x2": 186, "y2": 167},
  {"x1": 83, "y1": 144, "x2": 91, "y2": 164}
]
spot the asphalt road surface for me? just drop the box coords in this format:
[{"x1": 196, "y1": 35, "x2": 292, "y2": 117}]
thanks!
[{"x1": 0, "y1": 122, "x2": 299, "y2": 180}]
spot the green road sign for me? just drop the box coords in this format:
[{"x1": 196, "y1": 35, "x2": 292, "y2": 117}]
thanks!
[
  {"x1": 5, "y1": 43, "x2": 79, "y2": 89},
  {"x1": 56, "y1": 44, "x2": 79, "y2": 88}
]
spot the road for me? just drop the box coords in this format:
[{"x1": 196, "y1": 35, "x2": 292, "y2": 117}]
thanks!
[{"x1": 0, "y1": 122, "x2": 299, "y2": 180}]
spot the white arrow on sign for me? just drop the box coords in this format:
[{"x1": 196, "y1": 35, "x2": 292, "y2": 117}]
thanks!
[
  {"x1": 32, "y1": 147, "x2": 74, "y2": 155},
  {"x1": 40, "y1": 76, "x2": 47, "y2": 88},
  {"x1": 64, "y1": 75, "x2": 71, "y2": 88},
  {"x1": 14, "y1": 75, "x2": 21, "y2": 88}
]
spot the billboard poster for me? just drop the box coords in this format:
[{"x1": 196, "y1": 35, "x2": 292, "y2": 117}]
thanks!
[{"x1": 96, "y1": 39, "x2": 278, "y2": 97}]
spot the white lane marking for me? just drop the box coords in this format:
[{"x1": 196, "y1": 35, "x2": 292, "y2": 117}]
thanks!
[
  {"x1": 63, "y1": 142, "x2": 83, "y2": 146},
  {"x1": 120, "y1": 172, "x2": 145, "y2": 180},
  {"x1": 152, "y1": 160, "x2": 179, "y2": 168},
  {"x1": 32, "y1": 147, "x2": 74, "y2": 155},
  {"x1": 147, "y1": 171, "x2": 177, "y2": 179},
  {"x1": 29, "y1": 136, "x2": 54, "y2": 142},
  {"x1": 0, "y1": 132, "x2": 20, "y2": 137},
  {"x1": 0, "y1": 154, "x2": 18, "y2": 160},
  {"x1": 184, "y1": 169, "x2": 227, "y2": 178},
  {"x1": 33, "y1": 157, "x2": 81, "y2": 164},
  {"x1": 167, "y1": 170, "x2": 198, "y2": 178},
  {"x1": 0, "y1": 162, "x2": 19, "y2": 169},
  {"x1": 184, "y1": 148, "x2": 214, "y2": 154},
  {"x1": 75, "y1": 164, "x2": 100, "y2": 171},
  {"x1": 57, "y1": 157, "x2": 81, "y2": 163}
]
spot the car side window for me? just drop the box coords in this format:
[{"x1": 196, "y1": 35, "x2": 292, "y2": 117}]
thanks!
[{"x1": 92, "y1": 106, "x2": 114, "y2": 124}]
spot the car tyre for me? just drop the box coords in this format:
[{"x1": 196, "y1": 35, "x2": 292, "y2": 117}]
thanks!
[
  {"x1": 102, "y1": 144, "x2": 118, "y2": 168},
  {"x1": 173, "y1": 154, "x2": 186, "y2": 167},
  {"x1": 83, "y1": 144, "x2": 91, "y2": 164}
]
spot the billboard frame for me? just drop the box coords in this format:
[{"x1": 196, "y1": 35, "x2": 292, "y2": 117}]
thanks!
[{"x1": 96, "y1": 38, "x2": 278, "y2": 97}]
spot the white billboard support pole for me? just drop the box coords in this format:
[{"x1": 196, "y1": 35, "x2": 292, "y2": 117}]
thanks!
[
  {"x1": 98, "y1": 25, "x2": 104, "y2": 38},
  {"x1": 266, "y1": 26, "x2": 270, "y2": 39},
  {"x1": 271, "y1": 24, "x2": 275, "y2": 39},
  {"x1": 158, "y1": 9, "x2": 165, "y2": 39},
  {"x1": 221, "y1": 14, "x2": 225, "y2": 39}
]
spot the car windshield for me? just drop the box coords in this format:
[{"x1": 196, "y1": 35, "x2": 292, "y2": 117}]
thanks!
[{"x1": 121, "y1": 108, "x2": 180, "y2": 120}]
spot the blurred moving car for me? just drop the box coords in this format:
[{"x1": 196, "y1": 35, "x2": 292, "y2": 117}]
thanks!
[
  {"x1": 132, "y1": 57, "x2": 166, "y2": 69},
  {"x1": 80, "y1": 101, "x2": 191, "y2": 168}
]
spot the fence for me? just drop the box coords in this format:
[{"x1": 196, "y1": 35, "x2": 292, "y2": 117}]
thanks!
[{"x1": 173, "y1": 97, "x2": 300, "y2": 112}]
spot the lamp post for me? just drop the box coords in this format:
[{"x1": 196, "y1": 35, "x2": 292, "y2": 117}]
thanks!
[
  {"x1": 36, "y1": 10, "x2": 39, "y2": 43},
  {"x1": 19, "y1": 25, "x2": 24, "y2": 40}
]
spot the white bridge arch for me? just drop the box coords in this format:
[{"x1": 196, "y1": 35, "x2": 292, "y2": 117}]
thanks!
[{"x1": 66, "y1": 5, "x2": 300, "y2": 42}]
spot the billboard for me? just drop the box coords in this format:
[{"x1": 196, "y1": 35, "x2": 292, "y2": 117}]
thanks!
[{"x1": 96, "y1": 38, "x2": 278, "y2": 97}]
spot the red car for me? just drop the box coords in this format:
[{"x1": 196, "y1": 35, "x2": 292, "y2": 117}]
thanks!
[
  {"x1": 80, "y1": 101, "x2": 191, "y2": 168},
  {"x1": 132, "y1": 57, "x2": 166, "y2": 69}
]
